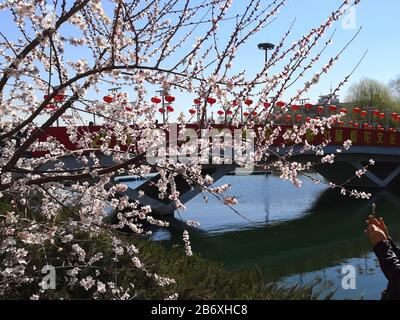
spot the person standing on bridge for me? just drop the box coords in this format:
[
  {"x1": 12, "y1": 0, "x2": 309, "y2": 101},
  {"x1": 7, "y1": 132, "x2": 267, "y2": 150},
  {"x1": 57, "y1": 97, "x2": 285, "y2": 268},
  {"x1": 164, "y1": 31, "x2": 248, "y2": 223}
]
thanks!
[{"x1": 365, "y1": 215, "x2": 400, "y2": 300}]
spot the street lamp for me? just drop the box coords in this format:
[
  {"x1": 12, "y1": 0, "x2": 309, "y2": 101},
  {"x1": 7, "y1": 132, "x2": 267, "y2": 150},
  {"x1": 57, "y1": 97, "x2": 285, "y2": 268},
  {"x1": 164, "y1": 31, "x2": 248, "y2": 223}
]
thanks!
[{"x1": 258, "y1": 42, "x2": 275, "y2": 64}]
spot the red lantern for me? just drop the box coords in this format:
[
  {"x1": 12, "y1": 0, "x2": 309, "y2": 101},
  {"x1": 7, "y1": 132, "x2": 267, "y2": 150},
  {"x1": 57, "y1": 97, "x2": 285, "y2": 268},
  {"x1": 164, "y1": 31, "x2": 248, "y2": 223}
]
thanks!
[
  {"x1": 103, "y1": 96, "x2": 114, "y2": 103},
  {"x1": 125, "y1": 106, "x2": 133, "y2": 112},
  {"x1": 329, "y1": 105, "x2": 337, "y2": 112},
  {"x1": 316, "y1": 106, "x2": 324, "y2": 114},
  {"x1": 397, "y1": 115, "x2": 400, "y2": 122},
  {"x1": 373, "y1": 109, "x2": 380, "y2": 117},
  {"x1": 304, "y1": 103, "x2": 313, "y2": 111},
  {"x1": 285, "y1": 114, "x2": 292, "y2": 122},
  {"x1": 291, "y1": 104, "x2": 300, "y2": 112},
  {"x1": 340, "y1": 108, "x2": 348, "y2": 114},
  {"x1": 217, "y1": 110, "x2": 224, "y2": 116},
  {"x1": 193, "y1": 98, "x2": 201, "y2": 105},
  {"x1": 151, "y1": 97, "x2": 161, "y2": 104},
  {"x1": 379, "y1": 112, "x2": 385, "y2": 120},
  {"x1": 252, "y1": 111, "x2": 258, "y2": 117},
  {"x1": 166, "y1": 105, "x2": 174, "y2": 112},
  {"x1": 353, "y1": 107, "x2": 361, "y2": 114},
  {"x1": 391, "y1": 112, "x2": 398, "y2": 120},
  {"x1": 349, "y1": 121, "x2": 353, "y2": 127},
  {"x1": 361, "y1": 111, "x2": 367, "y2": 118},
  {"x1": 305, "y1": 117, "x2": 311, "y2": 123},
  {"x1": 207, "y1": 97, "x2": 216, "y2": 105},
  {"x1": 165, "y1": 95, "x2": 175, "y2": 103},
  {"x1": 158, "y1": 108, "x2": 165, "y2": 113},
  {"x1": 54, "y1": 94, "x2": 65, "y2": 102},
  {"x1": 295, "y1": 114, "x2": 302, "y2": 122},
  {"x1": 389, "y1": 127, "x2": 394, "y2": 132},
  {"x1": 232, "y1": 101, "x2": 239, "y2": 107},
  {"x1": 263, "y1": 102, "x2": 271, "y2": 109},
  {"x1": 243, "y1": 111, "x2": 250, "y2": 117},
  {"x1": 189, "y1": 108, "x2": 196, "y2": 115},
  {"x1": 338, "y1": 121, "x2": 344, "y2": 127},
  {"x1": 353, "y1": 122, "x2": 359, "y2": 128},
  {"x1": 226, "y1": 110, "x2": 233, "y2": 115},
  {"x1": 45, "y1": 104, "x2": 56, "y2": 110},
  {"x1": 363, "y1": 123, "x2": 369, "y2": 129},
  {"x1": 244, "y1": 99, "x2": 253, "y2": 106},
  {"x1": 276, "y1": 101, "x2": 286, "y2": 108}
]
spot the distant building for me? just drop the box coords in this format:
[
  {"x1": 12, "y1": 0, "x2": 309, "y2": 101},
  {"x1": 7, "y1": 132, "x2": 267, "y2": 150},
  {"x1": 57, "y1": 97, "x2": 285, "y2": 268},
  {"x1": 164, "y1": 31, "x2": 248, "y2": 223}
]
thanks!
[{"x1": 317, "y1": 93, "x2": 340, "y2": 105}]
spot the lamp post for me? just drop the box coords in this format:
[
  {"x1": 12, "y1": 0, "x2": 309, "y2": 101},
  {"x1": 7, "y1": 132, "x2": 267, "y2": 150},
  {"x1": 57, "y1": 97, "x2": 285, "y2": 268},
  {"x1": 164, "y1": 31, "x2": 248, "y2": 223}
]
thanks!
[{"x1": 257, "y1": 42, "x2": 275, "y2": 64}]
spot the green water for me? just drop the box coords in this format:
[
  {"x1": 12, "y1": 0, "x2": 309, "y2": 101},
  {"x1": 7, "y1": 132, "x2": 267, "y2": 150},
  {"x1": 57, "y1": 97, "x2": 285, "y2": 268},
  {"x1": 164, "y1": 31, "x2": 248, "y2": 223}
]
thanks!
[{"x1": 128, "y1": 175, "x2": 400, "y2": 300}]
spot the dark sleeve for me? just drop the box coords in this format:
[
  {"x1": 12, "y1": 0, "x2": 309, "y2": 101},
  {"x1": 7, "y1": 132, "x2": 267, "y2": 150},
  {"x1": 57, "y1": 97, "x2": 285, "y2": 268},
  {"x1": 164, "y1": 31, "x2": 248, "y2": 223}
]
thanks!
[
  {"x1": 388, "y1": 237, "x2": 400, "y2": 258},
  {"x1": 373, "y1": 240, "x2": 400, "y2": 283}
]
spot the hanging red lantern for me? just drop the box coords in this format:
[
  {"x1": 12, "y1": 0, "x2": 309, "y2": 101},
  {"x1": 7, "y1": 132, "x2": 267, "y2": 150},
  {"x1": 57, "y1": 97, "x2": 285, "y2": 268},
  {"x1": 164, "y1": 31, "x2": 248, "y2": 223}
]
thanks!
[
  {"x1": 340, "y1": 108, "x2": 348, "y2": 114},
  {"x1": 353, "y1": 107, "x2": 361, "y2": 114},
  {"x1": 189, "y1": 108, "x2": 196, "y2": 115},
  {"x1": 45, "y1": 104, "x2": 56, "y2": 110},
  {"x1": 389, "y1": 127, "x2": 394, "y2": 132},
  {"x1": 158, "y1": 108, "x2": 165, "y2": 113},
  {"x1": 244, "y1": 99, "x2": 253, "y2": 106},
  {"x1": 363, "y1": 123, "x2": 369, "y2": 129},
  {"x1": 285, "y1": 114, "x2": 292, "y2": 122},
  {"x1": 295, "y1": 114, "x2": 302, "y2": 122},
  {"x1": 217, "y1": 110, "x2": 224, "y2": 116},
  {"x1": 193, "y1": 98, "x2": 201, "y2": 105},
  {"x1": 243, "y1": 111, "x2": 250, "y2": 117},
  {"x1": 103, "y1": 96, "x2": 114, "y2": 103},
  {"x1": 373, "y1": 109, "x2": 380, "y2": 117},
  {"x1": 54, "y1": 94, "x2": 65, "y2": 102},
  {"x1": 165, "y1": 95, "x2": 175, "y2": 103},
  {"x1": 232, "y1": 101, "x2": 239, "y2": 107},
  {"x1": 276, "y1": 101, "x2": 286, "y2": 108},
  {"x1": 329, "y1": 105, "x2": 337, "y2": 112},
  {"x1": 207, "y1": 97, "x2": 216, "y2": 105},
  {"x1": 151, "y1": 97, "x2": 161, "y2": 104},
  {"x1": 379, "y1": 112, "x2": 385, "y2": 120},
  {"x1": 304, "y1": 103, "x2": 313, "y2": 111},
  {"x1": 338, "y1": 121, "x2": 344, "y2": 127},
  {"x1": 316, "y1": 106, "x2": 324, "y2": 114},
  {"x1": 263, "y1": 102, "x2": 271, "y2": 109},
  {"x1": 349, "y1": 121, "x2": 354, "y2": 127},
  {"x1": 305, "y1": 117, "x2": 311, "y2": 123},
  {"x1": 361, "y1": 110, "x2": 367, "y2": 118},
  {"x1": 125, "y1": 106, "x2": 133, "y2": 112},
  {"x1": 353, "y1": 122, "x2": 359, "y2": 128},
  {"x1": 391, "y1": 112, "x2": 398, "y2": 120},
  {"x1": 166, "y1": 105, "x2": 174, "y2": 112},
  {"x1": 252, "y1": 111, "x2": 258, "y2": 117},
  {"x1": 226, "y1": 110, "x2": 233, "y2": 115},
  {"x1": 291, "y1": 104, "x2": 300, "y2": 112}
]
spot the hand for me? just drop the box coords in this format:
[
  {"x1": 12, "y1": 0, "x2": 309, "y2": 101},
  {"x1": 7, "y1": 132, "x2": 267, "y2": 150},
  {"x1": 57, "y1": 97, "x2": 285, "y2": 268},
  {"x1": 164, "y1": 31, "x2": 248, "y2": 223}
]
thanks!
[
  {"x1": 366, "y1": 215, "x2": 390, "y2": 237},
  {"x1": 365, "y1": 224, "x2": 387, "y2": 246}
]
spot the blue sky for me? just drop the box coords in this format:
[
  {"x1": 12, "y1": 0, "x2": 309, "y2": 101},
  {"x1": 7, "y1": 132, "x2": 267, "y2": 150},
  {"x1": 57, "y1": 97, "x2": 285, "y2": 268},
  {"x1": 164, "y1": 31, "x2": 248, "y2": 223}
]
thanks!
[
  {"x1": 247, "y1": 0, "x2": 400, "y2": 102},
  {"x1": 2, "y1": 0, "x2": 400, "y2": 124}
]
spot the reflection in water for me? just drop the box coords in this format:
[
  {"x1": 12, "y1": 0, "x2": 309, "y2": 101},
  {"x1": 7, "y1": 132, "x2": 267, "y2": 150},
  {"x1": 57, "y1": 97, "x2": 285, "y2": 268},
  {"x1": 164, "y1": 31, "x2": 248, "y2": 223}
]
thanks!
[{"x1": 127, "y1": 175, "x2": 400, "y2": 300}]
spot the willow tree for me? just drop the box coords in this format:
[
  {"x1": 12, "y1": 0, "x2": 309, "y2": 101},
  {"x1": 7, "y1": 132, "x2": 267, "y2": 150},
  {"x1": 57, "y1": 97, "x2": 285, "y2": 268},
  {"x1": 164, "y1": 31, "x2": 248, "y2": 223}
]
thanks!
[{"x1": 0, "y1": 0, "x2": 367, "y2": 299}]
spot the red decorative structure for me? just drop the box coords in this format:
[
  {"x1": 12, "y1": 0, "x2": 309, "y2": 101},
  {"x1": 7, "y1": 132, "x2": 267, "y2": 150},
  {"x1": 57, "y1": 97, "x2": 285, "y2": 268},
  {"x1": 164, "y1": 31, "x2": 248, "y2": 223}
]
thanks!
[
  {"x1": 304, "y1": 103, "x2": 313, "y2": 111},
  {"x1": 166, "y1": 105, "x2": 174, "y2": 112},
  {"x1": 165, "y1": 95, "x2": 175, "y2": 103},
  {"x1": 103, "y1": 96, "x2": 114, "y2": 103},
  {"x1": 207, "y1": 97, "x2": 216, "y2": 105},
  {"x1": 189, "y1": 108, "x2": 196, "y2": 115},
  {"x1": 151, "y1": 97, "x2": 161, "y2": 104},
  {"x1": 193, "y1": 98, "x2": 201, "y2": 105},
  {"x1": 244, "y1": 99, "x2": 253, "y2": 106},
  {"x1": 329, "y1": 105, "x2": 337, "y2": 112},
  {"x1": 276, "y1": 101, "x2": 286, "y2": 108}
]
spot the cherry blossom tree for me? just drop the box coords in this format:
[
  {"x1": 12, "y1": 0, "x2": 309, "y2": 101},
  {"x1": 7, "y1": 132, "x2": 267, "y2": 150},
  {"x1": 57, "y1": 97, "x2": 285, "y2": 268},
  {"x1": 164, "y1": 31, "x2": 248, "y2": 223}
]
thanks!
[{"x1": 0, "y1": 0, "x2": 368, "y2": 299}]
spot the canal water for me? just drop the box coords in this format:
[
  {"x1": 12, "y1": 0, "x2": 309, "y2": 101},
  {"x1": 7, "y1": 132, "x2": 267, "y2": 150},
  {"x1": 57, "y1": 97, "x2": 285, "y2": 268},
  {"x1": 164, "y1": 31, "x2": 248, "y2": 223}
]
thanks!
[{"x1": 127, "y1": 175, "x2": 400, "y2": 300}]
